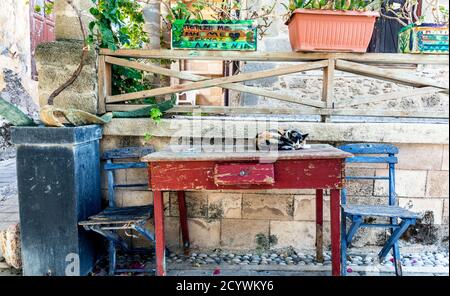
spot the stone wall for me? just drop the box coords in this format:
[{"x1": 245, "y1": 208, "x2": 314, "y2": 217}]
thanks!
[{"x1": 0, "y1": 0, "x2": 39, "y2": 160}]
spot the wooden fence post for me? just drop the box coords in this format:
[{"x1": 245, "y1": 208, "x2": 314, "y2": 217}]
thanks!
[
  {"x1": 321, "y1": 58, "x2": 335, "y2": 122},
  {"x1": 97, "y1": 55, "x2": 111, "y2": 115}
]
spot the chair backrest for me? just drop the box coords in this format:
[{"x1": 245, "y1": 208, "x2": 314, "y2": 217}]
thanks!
[
  {"x1": 103, "y1": 146, "x2": 155, "y2": 207},
  {"x1": 338, "y1": 143, "x2": 399, "y2": 206}
]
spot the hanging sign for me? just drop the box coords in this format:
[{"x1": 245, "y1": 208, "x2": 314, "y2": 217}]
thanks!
[{"x1": 171, "y1": 19, "x2": 258, "y2": 51}]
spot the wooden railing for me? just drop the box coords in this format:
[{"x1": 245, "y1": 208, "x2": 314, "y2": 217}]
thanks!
[{"x1": 98, "y1": 49, "x2": 449, "y2": 121}]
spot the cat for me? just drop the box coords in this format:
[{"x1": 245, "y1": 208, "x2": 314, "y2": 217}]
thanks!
[{"x1": 256, "y1": 128, "x2": 309, "y2": 151}]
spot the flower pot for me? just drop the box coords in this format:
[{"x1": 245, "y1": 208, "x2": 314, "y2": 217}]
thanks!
[
  {"x1": 286, "y1": 9, "x2": 379, "y2": 52},
  {"x1": 398, "y1": 23, "x2": 449, "y2": 54}
]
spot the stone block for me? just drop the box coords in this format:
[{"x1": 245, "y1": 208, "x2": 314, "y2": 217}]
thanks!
[
  {"x1": 269, "y1": 221, "x2": 315, "y2": 250},
  {"x1": 426, "y1": 171, "x2": 449, "y2": 198},
  {"x1": 220, "y1": 219, "x2": 269, "y2": 249},
  {"x1": 208, "y1": 193, "x2": 242, "y2": 219},
  {"x1": 293, "y1": 195, "x2": 331, "y2": 221},
  {"x1": 54, "y1": 0, "x2": 94, "y2": 41},
  {"x1": 0, "y1": 223, "x2": 21, "y2": 269},
  {"x1": 170, "y1": 192, "x2": 208, "y2": 218},
  {"x1": 399, "y1": 198, "x2": 444, "y2": 225},
  {"x1": 119, "y1": 190, "x2": 153, "y2": 207},
  {"x1": 242, "y1": 194, "x2": 294, "y2": 220},
  {"x1": 126, "y1": 167, "x2": 148, "y2": 185},
  {"x1": 38, "y1": 90, "x2": 97, "y2": 114},
  {"x1": 35, "y1": 40, "x2": 96, "y2": 67},
  {"x1": 374, "y1": 170, "x2": 427, "y2": 197},
  {"x1": 442, "y1": 145, "x2": 449, "y2": 171},
  {"x1": 396, "y1": 144, "x2": 444, "y2": 170},
  {"x1": 243, "y1": 62, "x2": 278, "y2": 88},
  {"x1": 345, "y1": 168, "x2": 375, "y2": 196},
  {"x1": 187, "y1": 218, "x2": 221, "y2": 249}
]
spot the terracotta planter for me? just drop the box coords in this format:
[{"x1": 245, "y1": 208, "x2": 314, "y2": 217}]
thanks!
[{"x1": 286, "y1": 9, "x2": 379, "y2": 52}]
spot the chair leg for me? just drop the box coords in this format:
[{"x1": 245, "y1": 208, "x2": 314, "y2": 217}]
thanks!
[
  {"x1": 108, "y1": 240, "x2": 116, "y2": 276},
  {"x1": 346, "y1": 216, "x2": 362, "y2": 245},
  {"x1": 392, "y1": 242, "x2": 403, "y2": 276},
  {"x1": 379, "y1": 219, "x2": 413, "y2": 261},
  {"x1": 178, "y1": 191, "x2": 190, "y2": 255},
  {"x1": 341, "y1": 209, "x2": 347, "y2": 276}
]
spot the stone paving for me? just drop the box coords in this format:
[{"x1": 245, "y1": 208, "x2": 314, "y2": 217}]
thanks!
[{"x1": 0, "y1": 159, "x2": 19, "y2": 231}]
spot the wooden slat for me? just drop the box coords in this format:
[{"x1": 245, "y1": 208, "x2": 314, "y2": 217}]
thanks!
[
  {"x1": 105, "y1": 104, "x2": 449, "y2": 118},
  {"x1": 335, "y1": 87, "x2": 444, "y2": 108},
  {"x1": 100, "y1": 49, "x2": 449, "y2": 65},
  {"x1": 106, "y1": 60, "x2": 329, "y2": 104},
  {"x1": 335, "y1": 60, "x2": 449, "y2": 92},
  {"x1": 105, "y1": 56, "x2": 324, "y2": 108},
  {"x1": 97, "y1": 55, "x2": 106, "y2": 114}
]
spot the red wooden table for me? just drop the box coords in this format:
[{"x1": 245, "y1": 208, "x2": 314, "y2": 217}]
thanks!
[{"x1": 142, "y1": 144, "x2": 352, "y2": 276}]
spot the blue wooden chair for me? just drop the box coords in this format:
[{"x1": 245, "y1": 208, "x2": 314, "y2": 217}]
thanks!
[
  {"x1": 79, "y1": 147, "x2": 155, "y2": 275},
  {"x1": 339, "y1": 144, "x2": 421, "y2": 276}
]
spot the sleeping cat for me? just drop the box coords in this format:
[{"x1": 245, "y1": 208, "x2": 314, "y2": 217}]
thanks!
[{"x1": 256, "y1": 129, "x2": 309, "y2": 151}]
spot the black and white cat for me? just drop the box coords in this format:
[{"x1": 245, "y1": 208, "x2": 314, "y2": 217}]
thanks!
[{"x1": 256, "y1": 129, "x2": 309, "y2": 151}]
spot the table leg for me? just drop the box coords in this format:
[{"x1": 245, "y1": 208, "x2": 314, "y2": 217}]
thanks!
[
  {"x1": 330, "y1": 189, "x2": 341, "y2": 276},
  {"x1": 315, "y1": 189, "x2": 324, "y2": 263},
  {"x1": 154, "y1": 190, "x2": 166, "y2": 276},
  {"x1": 178, "y1": 191, "x2": 190, "y2": 255}
]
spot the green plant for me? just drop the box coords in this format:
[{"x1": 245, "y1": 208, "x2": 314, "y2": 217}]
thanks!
[
  {"x1": 283, "y1": 0, "x2": 377, "y2": 14},
  {"x1": 88, "y1": 0, "x2": 149, "y2": 50},
  {"x1": 162, "y1": 0, "x2": 278, "y2": 39}
]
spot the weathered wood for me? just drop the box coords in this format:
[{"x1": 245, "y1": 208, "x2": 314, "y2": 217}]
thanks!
[
  {"x1": 97, "y1": 55, "x2": 107, "y2": 114},
  {"x1": 106, "y1": 60, "x2": 329, "y2": 103},
  {"x1": 142, "y1": 144, "x2": 352, "y2": 162},
  {"x1": 105, "y1": 104, "x2": 449, "y2": 118},
  {"x1": 342, "y1": 204, "x2": 421, "y2": 219},
  {"x1": 322, "y1": 59, "x2": 335, "y2": 108},
  {"x1": 105, "y1": 56, "x2": 325, "y2": 108},
  {"x1": 103, "y1": 58, "x2": 112, "y2": 113},
  {"x1": 148, "y1": 158, "x2": 345, "y2": 191},
  {"x1": 100, "y1": 49, "x2": 449, "y2": 65},
  {"x1": 335, "y1": 60, "x2": 449, "y2": 92},
  {"x1": 335, "y1": 87, "x2": 444, "y2": 108},
  {"x1": 214, "y1": 163, "x2": 275, "y2": 186}
]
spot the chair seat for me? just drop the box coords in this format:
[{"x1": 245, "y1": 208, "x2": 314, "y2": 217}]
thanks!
[
  {"x1": 343, "y1": 204, "x2": 421, "y2": 219},
  {"x1": 79, "y1": 205, "x2": 153, "y2": 226}
]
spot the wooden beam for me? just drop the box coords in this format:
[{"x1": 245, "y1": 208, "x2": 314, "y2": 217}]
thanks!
[
  {"x1": 105, "y1": 104, "x2": 448, "y2": 119},
  {"x1": 106, "y1": 60, "x2": 329, "y2": 104},
  {"x1": 100, "y1": 49, "x2": 449, "y2": 65},
  {"x1": 335, "y1": 60, "x2": 449, "y2": 92},
  {"x1": 97, "y1": 55, "x2": 107, "y2": 114},
  {"x1": 335, "y1": 87, "x2": 445, "y2": 108},
  {"x1": 105, "y1": 56, "x2": 324, "y2": 108}
]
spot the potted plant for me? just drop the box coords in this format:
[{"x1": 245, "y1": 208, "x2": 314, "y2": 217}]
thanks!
[
  {"x1": 381, "y1": 0, "x2": 449, "y2": 54},
  {"x1": 164, "y1": 0, "x2": 277, "y2": 51},
  {"x1": 284, "y1": 0, "x2": 380, "y2": 52}
]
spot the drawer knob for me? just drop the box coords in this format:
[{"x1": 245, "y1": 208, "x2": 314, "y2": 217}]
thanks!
[{"x1": 239, "y1": 170, "x2": 248, "y2": 176}]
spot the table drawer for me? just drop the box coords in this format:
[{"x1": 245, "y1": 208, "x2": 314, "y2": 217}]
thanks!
[{"x1": 214, "y1": 163, "x2": 275, "y2": 186}]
